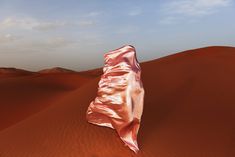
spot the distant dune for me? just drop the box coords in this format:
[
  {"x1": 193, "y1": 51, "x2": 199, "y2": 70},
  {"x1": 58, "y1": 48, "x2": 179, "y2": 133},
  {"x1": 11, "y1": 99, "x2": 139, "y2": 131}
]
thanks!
[
  {"x1": 78, "y1": 68, "x2": 103, "y2": 77},
  {"x1": 0, "y1": 46, "x2": 234, "y2": 157},
  {"x1": 0, "y1": 67, "x2": 34, "y2": 77},
  {"x1": 38, "y1": 67, "x2": 77, "y2": 74}
]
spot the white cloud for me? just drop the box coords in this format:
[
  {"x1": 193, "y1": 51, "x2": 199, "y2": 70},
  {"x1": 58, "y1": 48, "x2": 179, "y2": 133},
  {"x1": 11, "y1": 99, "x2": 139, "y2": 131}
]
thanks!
[
  {"x1": 166, "y1": 0, "x2": 231, "y2": 16},
  {"x1": 0, "y1": 36, "x2": 76, "y2": 55},
  {"x1": 160, "y1": 0, "x2": 232, "y2": 24},
  {"x1": 128, "y1": 7, "x2": 142, "y2": 16},
  {"x1": 159, "y1": 16, "x2": 182, "y2": 25},
  {"x1": 0, "y1": 34, "x2": 19, "y2": 43},
  {"x1": 78, "y1": 20, "x2": 95, "y2": 27},
  {"x1": 85, "y1": 11, "x2": 103, "y2": 17},
  {"x1": 0, "y1": 17, "x2": 67, "y2": 31},
  {"x1": 0, "y1": 17, "x2": 36, "y2": 30},
  {"x1": 0, "y1": 16, "x2": 98, "y2": 54},
  {"x1": 0, "y1": 17, "x2": 96, "y2": 31},
  {"x1": 32, "y1": 22, "x2": 67, "y2": 31},
  {"x1": 46, "y1": 37, "x2": 73, "y2": 48},
  {"x1": 25, "y1": 37, "x2": 75, "y2": 50}
]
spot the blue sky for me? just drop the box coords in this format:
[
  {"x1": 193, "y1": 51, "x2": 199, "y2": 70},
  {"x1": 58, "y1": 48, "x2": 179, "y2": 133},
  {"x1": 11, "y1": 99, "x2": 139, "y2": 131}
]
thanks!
[{"x1": 0, "y1": 0, "x2": 234, "y2": 71}]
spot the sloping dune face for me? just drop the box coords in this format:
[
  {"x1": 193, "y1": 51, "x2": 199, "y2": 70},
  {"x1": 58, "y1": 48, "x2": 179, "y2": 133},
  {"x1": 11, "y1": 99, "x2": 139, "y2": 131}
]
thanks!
[
  {"x1": 0, "y1": 46, "x2": 235, "y2": 157},
  {"x1": 0, "y1": 72, "x2": 93, "y2": 131},
  {"x1": 0, "y1": 68, "x2": 34, "y2": 77}
]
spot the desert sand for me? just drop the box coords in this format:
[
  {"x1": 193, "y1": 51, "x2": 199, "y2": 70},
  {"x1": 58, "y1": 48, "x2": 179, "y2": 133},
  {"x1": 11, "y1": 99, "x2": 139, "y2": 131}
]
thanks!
[
  {"x1": 0, "y1": 68, "x2": 93, "y2": 131},
  {"x1": 0, "y1": 46, "x2": 234, "y2": 157}
]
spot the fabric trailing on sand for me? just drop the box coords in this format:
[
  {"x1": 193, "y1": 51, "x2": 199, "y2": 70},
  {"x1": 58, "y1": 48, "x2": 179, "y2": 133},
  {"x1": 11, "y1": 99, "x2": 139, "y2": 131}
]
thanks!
[{"x1": 86, "y1": 45, "x2": 145, "y2": 153}]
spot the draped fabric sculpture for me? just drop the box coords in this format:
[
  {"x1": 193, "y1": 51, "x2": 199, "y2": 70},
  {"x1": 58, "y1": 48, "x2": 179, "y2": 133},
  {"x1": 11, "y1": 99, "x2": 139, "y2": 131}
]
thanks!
[{"x1": 86, "y1": 45, "x2": 145, "y2": 153}]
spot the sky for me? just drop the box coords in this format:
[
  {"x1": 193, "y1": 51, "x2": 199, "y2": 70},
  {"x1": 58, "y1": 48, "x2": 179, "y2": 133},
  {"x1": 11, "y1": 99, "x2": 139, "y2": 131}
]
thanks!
[{"x1": 0, "y1": 0, "x2": 234, "y2": 71}]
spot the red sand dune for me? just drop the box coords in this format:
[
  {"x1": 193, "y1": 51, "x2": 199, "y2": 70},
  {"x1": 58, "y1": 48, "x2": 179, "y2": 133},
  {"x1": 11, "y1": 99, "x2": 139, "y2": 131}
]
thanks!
[
  {"x1": 38, "y1": 67, "x2": 77, "y2": 74},
  {"x1": 0, "y1": 71, "x2": 93, "y2": 131},
  {"x1": 78, "y1": 67, "x2": 103, "y2": 77},
  {"x1": 0, "y1": 46, "x2": 234, "y2": 157},
  {"x1": 0, "y1": 67, "x2": 34, "y2": 77}
]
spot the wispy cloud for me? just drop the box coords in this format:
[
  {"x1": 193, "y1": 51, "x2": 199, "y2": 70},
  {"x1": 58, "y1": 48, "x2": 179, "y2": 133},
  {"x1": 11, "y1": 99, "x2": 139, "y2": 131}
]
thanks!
[
  {"x1": 0, "y1": 36, "x2": 76, "y2": 54},
  {"x1": 0, "y1": 17, "x2": 35, "y2": 30},
  {"x1": 25, "y1": 37, "x2": 75, "y2": 50},
  {"x1": 45, "y1": 37, "x2": 74, "y2": 48},
  {"x1": 0, "y1": 16, "x2": 98, "y2": 54},
  {"x1": 33, "y1": 22, "x2": 67, "y2": 31},
  {"x1": 0, "y1": 16, "x2": 96, "y2": 31},
  {"x1": 85, "y1": 11, "x2": 103, "y2": 17},
  {"x1": 160, "y1": 0, "x2": 232, "y2": 24},
  {"x1": 78, "y1": 20, "x2": 95, "y2": 27},
  {"x1": 166, "y1": 0, "x2": 231, "y2": 16},
  {"x1": 0, "y1": 17, "x2": 67, "y2": 31},
  {"x1": 159, "y1": 16, "x2": 182, "y2": 25},
  {"x1": 0, "y1": 34, "x2": 20, "y2": 43},
  {"x1": 128, "y1": 7, "x2": 142, "y2": 16}
]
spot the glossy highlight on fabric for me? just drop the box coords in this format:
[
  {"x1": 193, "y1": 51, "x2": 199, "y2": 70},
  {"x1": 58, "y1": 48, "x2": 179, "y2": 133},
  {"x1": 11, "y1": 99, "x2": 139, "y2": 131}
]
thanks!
[{"x1": 86, "y1": 45, "x2": 145, "y2": 153}]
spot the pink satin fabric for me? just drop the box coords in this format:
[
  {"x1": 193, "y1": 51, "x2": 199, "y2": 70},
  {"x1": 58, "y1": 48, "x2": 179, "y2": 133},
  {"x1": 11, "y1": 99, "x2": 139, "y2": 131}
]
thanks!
[{"x1": 86, "y1": 45, "x2": 145, "y2": 153}]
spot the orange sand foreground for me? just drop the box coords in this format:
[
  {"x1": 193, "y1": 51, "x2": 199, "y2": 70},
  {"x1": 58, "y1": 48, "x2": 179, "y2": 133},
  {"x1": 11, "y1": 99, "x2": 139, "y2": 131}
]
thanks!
[{"x1": 0, "y1": 46, "x2": 234, "y2": 157}]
